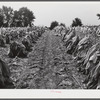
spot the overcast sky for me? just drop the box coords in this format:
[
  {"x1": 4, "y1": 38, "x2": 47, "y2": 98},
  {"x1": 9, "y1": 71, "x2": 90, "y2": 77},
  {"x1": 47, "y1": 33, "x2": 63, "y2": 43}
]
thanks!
[{"x1": 0, "y1": 2, "x2": 100, "y2": 27}]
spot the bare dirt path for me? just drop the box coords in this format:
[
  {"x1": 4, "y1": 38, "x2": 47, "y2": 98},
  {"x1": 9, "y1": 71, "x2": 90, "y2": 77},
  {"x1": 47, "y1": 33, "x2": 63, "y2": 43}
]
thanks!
[{"x1": 15, "y1": 30, "x2": 86, "y2": 89}]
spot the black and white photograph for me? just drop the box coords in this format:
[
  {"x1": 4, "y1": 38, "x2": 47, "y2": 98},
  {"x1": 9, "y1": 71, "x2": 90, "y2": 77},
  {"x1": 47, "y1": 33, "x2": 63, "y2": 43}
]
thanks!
[{"x1": 0, "y1": 1, "x2": 100, "y2": 91}]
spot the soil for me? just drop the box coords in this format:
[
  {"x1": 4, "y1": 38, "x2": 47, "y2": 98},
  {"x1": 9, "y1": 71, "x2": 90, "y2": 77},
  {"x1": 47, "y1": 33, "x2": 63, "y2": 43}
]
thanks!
[{"x1": 0, "y1": 30, "x2": 87, "y2": 89}]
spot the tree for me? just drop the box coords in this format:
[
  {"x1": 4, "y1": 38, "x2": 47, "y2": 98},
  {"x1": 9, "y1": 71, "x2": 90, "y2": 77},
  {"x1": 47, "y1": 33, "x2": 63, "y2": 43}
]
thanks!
[
  {"x1": 12, "y1": 10, "x2": 22, "y2": 27},
  {"x1": 71, "y1": 18, "x2": 82, "y2": 27},
  {"x1": 60, "y1": 23, "x2": 66, "y2": 27},
  {"x1": 49, "y1": 21, "x2": 59, "y2": 30},
  {"x1": 0, "y1": 11, "x2": 3, "y2": 27},
  {"x1": 0, "y1": 8, "x2": 4, "y2": 27},
  {"x1": 16, "y1": 7, "x2": 35, "y2": 27},
  {"x1": 0, "y1": 6, "x2": 14, "y2": 27},
  {"x1": 0, "y1": 6, "x2": 35, "y2": 27},
  {"x1": 1, "y1": 6, "x2": 14, "y2": 27},
  {"x1": 97, "y1": 14, "x2": 100, "y2": 20}
]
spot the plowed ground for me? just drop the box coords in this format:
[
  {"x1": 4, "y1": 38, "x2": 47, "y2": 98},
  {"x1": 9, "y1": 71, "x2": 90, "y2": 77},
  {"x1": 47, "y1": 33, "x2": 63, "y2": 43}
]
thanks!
[{"x1": 0, "y1": 30, "x2": 86, "y2": 89}]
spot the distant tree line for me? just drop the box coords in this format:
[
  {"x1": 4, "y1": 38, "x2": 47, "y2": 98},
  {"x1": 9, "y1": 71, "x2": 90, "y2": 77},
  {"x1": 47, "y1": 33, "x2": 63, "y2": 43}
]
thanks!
[
  {"x1": 0, "y1": 6, "x2": 35, "y2": 27},
  {"x1": 49, "y1": 18, "x2": 83, "y2": 30},
  {"x1": 49, "y1": 20, "x2": 66, "y2": 30}
]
